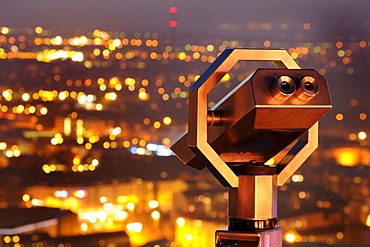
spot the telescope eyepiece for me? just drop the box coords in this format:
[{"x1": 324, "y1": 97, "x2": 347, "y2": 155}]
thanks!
[
  {"x1": 295, "y1": 75, "x2": 320, "y2": 101},
  {"x1": 303, "y1": 81, "x2": 314, "y2": 91},
  {"x1": 270, "y1": 75, "x2": 296, "y2": 101}
]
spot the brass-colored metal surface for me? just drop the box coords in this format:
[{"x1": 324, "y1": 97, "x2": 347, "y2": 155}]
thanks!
[
  {"x1": 216, "y1": 227, "x2": 282, "y2": 247},
  {"x1": 229, "y1": 175, "x2": 278, "y2": 219},
  {"x1": 207, "y1": 110, "x2": 221, "y2": 126},
  {"x1": 295, "y1": 75, "x2": 320, "y2": 101},
  {"x1": 270, "y1": 75, "x2": 296, "y2": 101},
  {"x1": 277, "y1": 122, "x2": 319, "y2": 186}
]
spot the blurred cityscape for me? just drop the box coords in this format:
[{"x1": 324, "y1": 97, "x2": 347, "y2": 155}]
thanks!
[{"x1": 0, "y1": 3, "x2": 369, "y2": 246}]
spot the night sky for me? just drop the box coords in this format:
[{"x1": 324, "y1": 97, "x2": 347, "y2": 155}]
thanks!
[{"x1": 1, "y1": 0, "x2": 369, "y2": 37}]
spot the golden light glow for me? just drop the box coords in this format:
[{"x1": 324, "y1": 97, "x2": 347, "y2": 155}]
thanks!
[
  {"x1": 131, "y1": 138, "x2": 138, "y2": 145},
  {"x1": 0, "y1": 142, "x2": 7, "y2": 150},
  {"x1": 337, "y1": 152, "x2": 357, "y2": 166},
  {"x1": 53, "y1": 36, "x2": 63, "y2": 45},
  {"x1": 148, "y1": 200, "x2": 159, "y2": 209},
  {"x1": 81, "y1": 222, "x2": 88, "y2": 232},
  {"x1": 139, "y1": 139, "x2": 146, "y2": 147},
  {"x1": 94, "y1": 103, "x2": 102, "y2": 111},
  {"x1": 99, "y1": 196, "x2": 107, "y2": 203},
  {"x1": 64, "y1": 117, "x2": 72, "y2": 136},
  {"x1": 34, "y1": 26, "x2": 43, "y2": 34},
  {"x1": 153, "y1": 121, "x2": 161, "y2": 129},
  {"x1": 359, "y1": 113, "x2": 367, "y2": 120},
  {"x1": 366, "y1": 214, "x2": 370, "y2": 227},
  {"x1": 336, "y1": 232, "x2": 344, "y2": 240},
  {"x1": 13, "y1": 149, "x2": 21, "y2": 157},
  {"x1": 298, "y1": 191, "x2": 307, "y2": 199},
  {"x1": 292, "y1": 174, "x2": 304, "y2": 182},
  {"x1": 73, "y1": 157, "x2": 81, "y2": 165},
  {"x1": 358, "y1": 131, "x2": 367, "y2": 140},
  {"x1": 22, "y1": 194, "x2": 31, "y2": 202},
  {"x1": 51, "y1": 133, "x2": 64, "y2": 145},
  {"x1": 125, "y1": 77, "x2": 136, "y2": 86},
  {"x1": 335, "y1": 113, "x2": 344, "y2": 121},
  {"x1": 92, "y1": 159, "x2": 99, "y2": 166},
  {"x1": 58, "y1": 91, "x2": 68, "y2": 100},
  {"x1": 138, "y1": 91, "x2": 149, "y2": 101},
  {"x1": 126, "y1": 222, "x2": 143, "y2": 233},
  {"x1": 206, "y1": 44, "x2": 214, "y2": 52},
  {"x1": 71, "y1": 52, "x2": 84, "y2": 62},
  {"x1": 123, "y1": 141, "x2": 130, "y2": 148},
  {"x1": 115, "y1": 84, "x2": 123, "y2": 93},
  {"x1": 105, "y1": 92, "x2": 117, "y2": 101},
  {"x1": 31, "y1": 198, "x2": 44, "y2": 206},
  {"x1": 103, "y1": 202, "x2": 114, "y2": 211},
  {"x1": 264, "y1": 40, "x2": 271, "y2": 47},
  {"x1": 109, "y1": 77, "x2": 119, "y2": 86},
  {"x1": 162, "y1": 138, "x2": 171, "y2": 147},
  {"x1": 11, "y1": 236, "x2": 20, "y2": 246},
  {"x1": 333, "y1": 147, "x2": 367, "y2": 166},
  {"x1": 127, "y1": 202, "x2": 135, "y2": 211},
  {"x1": 264, "y1": 158, "x2": 275, "y2": 166},
  {"x1": 291, "y1": 51, "x2": 298, "y2": 59},
  {"x1": 43, "y1": 164, "x2": 51, "y2": 173},
  {"x1": 2, "y1": 89, "x2": 13, "y2": 101},
  {"x1": 221, "y1": 73, "x2": 230, "y2": 82},
  {"x1": 151, "y1": 210, "x2": 160, "y2": 220},
  {"x1": 3, "y1": 236, "x2": 11, "y2": 244},
  {"x1": 115, "y1": 210, "x2": 128, "y2": 221},
  {"x1": 163, "y1": 116, "x2": 172, "y2": 125},
  {"x1": 40, "y1": 107, "x2": 48, "y2": 115},
  {"x1": 1, "y1": 27, "x2": 10, "y2": 35},
  {"x1": 74, "y1": 190, "x2": 86, "y2": 198},
  {"x1": 185, "y1": 234, "x2": 193, "y2": 241},
  {"x1": 21, "y1": 93, "x2": 30, "y2": 101},
  {"x1": 285, "y1": 233, "x2": 296, "y2": 243},
  {"x1": 303, "y1": 22, "x2": 311, "y2": 30},
  {"x1": 0, "y1": 105, "x2": 8, "y2": 112},
  {"x1": 349, "y1": 133, "x2": 357, "y2": 141},
  {"x1": 178, "y1": 52, "x2": 186, "y2": 60},
  {"x1": 176, "y1": 217, "x2": 185, "y2": 226}
]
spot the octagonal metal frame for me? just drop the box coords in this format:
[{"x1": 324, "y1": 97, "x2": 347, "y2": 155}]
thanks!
[{"x1": 188, "y1": 48, "x2": 319, "y2": 188}]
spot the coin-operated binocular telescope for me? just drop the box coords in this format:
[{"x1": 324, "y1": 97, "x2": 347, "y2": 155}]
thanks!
[{"x1": 171, "y1": 49, "x2": 331, "y2": 247}]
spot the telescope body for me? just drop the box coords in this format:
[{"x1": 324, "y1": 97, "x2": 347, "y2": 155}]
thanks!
[{"x1": 172, "y1": 68, "x2": 331, "y2": 173}]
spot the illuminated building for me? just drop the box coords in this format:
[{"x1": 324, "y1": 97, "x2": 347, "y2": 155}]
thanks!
[{"x1": 23, "y1": 179, "x2": 189, "y2": 245}]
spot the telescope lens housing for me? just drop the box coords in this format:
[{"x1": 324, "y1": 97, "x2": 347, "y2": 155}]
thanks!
[
  {"x1": 296, "y1": 75, "x2": 320, "y2": 101},
  {"x1": 270, "y1": 75, "x2": 296, "y2": 101}
]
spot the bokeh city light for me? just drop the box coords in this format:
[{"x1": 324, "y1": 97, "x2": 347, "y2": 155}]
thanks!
[{"x1": 0, "y1": 1, "x2": 369, "y2": 246}]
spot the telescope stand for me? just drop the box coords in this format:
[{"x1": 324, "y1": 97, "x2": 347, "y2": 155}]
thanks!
[
  {"x1": 216, "y1": 172, "x2": 281, "y2": 247},
  {"x1": 170, "y1": 49, "x2": 332, "y2": 247},
  {"x1": 216, "y1": 227, "x2": 282, "y2": 247}
]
